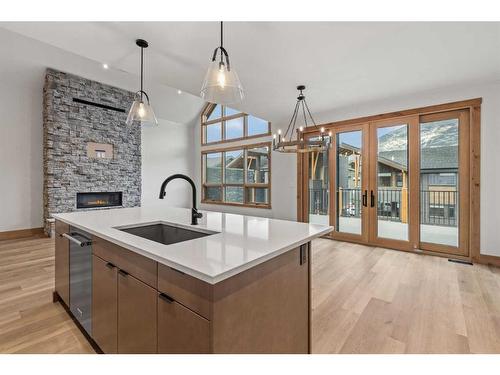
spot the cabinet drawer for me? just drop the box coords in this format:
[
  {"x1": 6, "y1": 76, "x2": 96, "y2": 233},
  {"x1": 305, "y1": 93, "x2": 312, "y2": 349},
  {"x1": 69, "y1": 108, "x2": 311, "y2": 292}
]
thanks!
[
  {"x1": 157, "y1": 263, "x2": 212, "y2": 320},
  {"x1": 158, "y1": 293, "x2": 210, "y2": 354},
  {"x1": 93, "y1": 237, "x2": 157, "y2": 288},
  {"x1": 55, "y1": 220, "x2": 69, "y2": 235}
]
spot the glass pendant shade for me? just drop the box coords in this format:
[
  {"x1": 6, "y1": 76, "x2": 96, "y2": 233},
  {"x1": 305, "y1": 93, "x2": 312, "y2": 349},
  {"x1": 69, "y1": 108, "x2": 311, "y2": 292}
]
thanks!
[
  {"x1": 200, "y1": 22, "x2": 244, "y2": 105},
  {"x1": 126, "y1": 93, "x2": 158, "y2": 127},
  {"x1": 200, "y1": 60, "x2": 244, "y2": 104},
  {"x1": 128, "y1": 39, "x2": 158, "y2": 127}
]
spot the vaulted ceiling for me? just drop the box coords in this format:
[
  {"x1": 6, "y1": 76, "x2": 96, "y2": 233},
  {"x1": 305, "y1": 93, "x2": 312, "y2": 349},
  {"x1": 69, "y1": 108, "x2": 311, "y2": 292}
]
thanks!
[{"x1": 3, "y1": 22, "x2": 500, "y2": 122}]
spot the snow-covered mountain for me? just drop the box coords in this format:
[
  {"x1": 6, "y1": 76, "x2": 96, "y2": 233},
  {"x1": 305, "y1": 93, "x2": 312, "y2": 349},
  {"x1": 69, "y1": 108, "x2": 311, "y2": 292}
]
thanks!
[{"x1": 378, "y1": 119, "x2": 458, "y2": 152}]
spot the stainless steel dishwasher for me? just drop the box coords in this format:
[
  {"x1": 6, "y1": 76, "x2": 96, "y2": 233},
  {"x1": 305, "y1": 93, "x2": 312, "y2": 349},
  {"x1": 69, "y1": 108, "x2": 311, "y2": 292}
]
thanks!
[{"x1": 63, "y1": 227, "x2": 93, "y2": 335}]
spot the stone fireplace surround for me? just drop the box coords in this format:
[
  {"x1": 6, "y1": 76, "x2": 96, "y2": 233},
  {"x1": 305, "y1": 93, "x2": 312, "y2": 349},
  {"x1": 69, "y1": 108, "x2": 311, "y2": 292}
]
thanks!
[{"x1": 43, "y1": 69, "x2": 141, "y2": 233}]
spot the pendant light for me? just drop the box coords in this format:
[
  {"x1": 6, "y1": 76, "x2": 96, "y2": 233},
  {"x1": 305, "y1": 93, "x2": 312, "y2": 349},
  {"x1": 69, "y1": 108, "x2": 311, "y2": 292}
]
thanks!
[
  {"x1": 200, "y1": 21, "x2": 244, "y2": 105},
  {"x1": 126, "y1": 39, "x2": 158, "y2": 127},
  {"x1": 273, "y1": 85, "x2": 331, "y2": 153}
]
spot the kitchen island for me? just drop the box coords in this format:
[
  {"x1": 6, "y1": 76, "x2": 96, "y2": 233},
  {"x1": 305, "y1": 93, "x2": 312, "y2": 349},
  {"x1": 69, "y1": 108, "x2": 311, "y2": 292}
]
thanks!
[{"x1": 53, "y1": 205, "x2": 332, "y2": 354}]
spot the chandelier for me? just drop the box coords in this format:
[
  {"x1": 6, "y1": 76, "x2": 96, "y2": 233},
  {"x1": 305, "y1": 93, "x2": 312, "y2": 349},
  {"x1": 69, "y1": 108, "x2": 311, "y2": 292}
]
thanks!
[{"x1": 273, "y1": 85, "x2": 331, "y2": 153}]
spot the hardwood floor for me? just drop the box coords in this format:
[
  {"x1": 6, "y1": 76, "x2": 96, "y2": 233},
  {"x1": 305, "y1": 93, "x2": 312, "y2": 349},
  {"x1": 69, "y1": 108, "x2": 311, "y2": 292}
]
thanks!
[
  {"x1": 312, "y1": 239, "x2": 500, "y2": 353},
  {"x1": 1, "y1": 236, "x2": 499, "y2": 353},
  {"x1": 0, "y1": 236, "x2": 94, "y2": 353}
]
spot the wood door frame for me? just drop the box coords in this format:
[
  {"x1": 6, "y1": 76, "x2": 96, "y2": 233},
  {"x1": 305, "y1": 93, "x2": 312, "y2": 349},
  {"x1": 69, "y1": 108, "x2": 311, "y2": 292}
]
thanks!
[
  {"x1": 329, "y1": 123, "x2": 370, "y2": 243},
  {"x1": 369, "y1": 115, "x2": 419, "y2": 252},
  {"x1": 418, "y1": 109, "x2": 470, "y2": 257},
  {"x1": 297, "y1": 98, "x2": 481, "y2": 262}
]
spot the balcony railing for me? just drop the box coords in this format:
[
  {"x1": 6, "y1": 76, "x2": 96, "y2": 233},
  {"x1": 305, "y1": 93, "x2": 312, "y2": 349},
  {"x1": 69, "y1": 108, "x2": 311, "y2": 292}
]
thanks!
[
  {"x1": 309, "y1": 187, "x2": 458, "y2": 227},
  {"x1": 421, "y1": 190, "x2": 457, "y2": 227}
]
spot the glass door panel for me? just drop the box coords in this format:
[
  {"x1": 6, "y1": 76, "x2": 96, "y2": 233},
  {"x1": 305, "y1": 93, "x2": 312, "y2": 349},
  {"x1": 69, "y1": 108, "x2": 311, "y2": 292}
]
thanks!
[
  {"x1": 336, "y1": 131, "x2": 363, "y2": 235},
  {"x1": 308, "y1": 141, "x2": 329, "y2": 225},
  {"x1": 375, "y1": 124, "x2": 409, "y2": 241},
  {"x1": 420, "y1": 118, "x2": 459, "y2": 247}
]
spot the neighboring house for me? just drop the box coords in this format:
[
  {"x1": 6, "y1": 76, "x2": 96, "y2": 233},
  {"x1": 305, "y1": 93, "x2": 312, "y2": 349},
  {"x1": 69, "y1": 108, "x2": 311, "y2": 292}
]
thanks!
[{"x1": 310, "y1": 122, "x2": 459, "y2": 226}]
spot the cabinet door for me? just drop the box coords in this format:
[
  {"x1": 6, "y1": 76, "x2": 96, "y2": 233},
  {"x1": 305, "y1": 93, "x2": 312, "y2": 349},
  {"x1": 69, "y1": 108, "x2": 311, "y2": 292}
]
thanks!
[
  {"x1": 55, "y1": 233, "x2": 70, "y2": 306},
  {"x1": 158, "y1": 293, "x2": 210, "y2": 354},
  {"x1": 118, "y1": 270, "x2": 157, "y2": 353},
  {"x1": 92, "y1": 255, "x2": 118, "y2": 354}
]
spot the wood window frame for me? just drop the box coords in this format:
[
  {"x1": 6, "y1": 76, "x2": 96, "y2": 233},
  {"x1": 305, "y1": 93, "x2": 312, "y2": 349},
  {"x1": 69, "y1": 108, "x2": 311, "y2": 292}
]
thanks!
[
  {"x1": 297, "y1": 98, "x2": 481, "y2": 262},
  {"x1": 201, "y1": 142, "x2": 272, "y2": 209},
  {"x1": 201, "y1": 103, "x2": 272, "y2": 146}
]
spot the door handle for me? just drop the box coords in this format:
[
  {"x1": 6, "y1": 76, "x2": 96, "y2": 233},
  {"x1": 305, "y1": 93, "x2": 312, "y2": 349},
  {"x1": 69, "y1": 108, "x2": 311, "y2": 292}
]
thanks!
[
  {"x1": 370, "y1": 190, "x2": 375, "y2": 208},
  {"x1": 362, "y1": 190, "x2": 367, "y2": 207}
]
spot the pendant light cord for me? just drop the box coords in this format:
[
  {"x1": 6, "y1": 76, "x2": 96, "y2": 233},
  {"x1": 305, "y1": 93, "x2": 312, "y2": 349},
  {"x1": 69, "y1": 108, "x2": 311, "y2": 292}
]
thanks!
[
  {"x1": 220, "y1": 21, "x2": 224, "y2": 63},
  {"x1": 140, "y1": 45, "x2": 144, "y2": 101}
]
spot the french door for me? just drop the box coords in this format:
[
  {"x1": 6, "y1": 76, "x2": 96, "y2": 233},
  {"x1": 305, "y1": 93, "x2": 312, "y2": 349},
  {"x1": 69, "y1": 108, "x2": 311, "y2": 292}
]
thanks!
[
  {"x1": 305, "y1": 110, "x2": 471, "y2": 258},
  {"x1": 328, "y1": 124, "x2": 369, "y2": 243},
  {"x1": 368, "y1": 116, "x2": 419, "y2": 251}
]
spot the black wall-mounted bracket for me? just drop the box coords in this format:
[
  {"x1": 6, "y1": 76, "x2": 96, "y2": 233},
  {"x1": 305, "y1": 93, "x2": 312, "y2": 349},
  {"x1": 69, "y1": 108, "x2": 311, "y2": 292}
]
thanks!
[{"x1": 73, "y1": 98, "x2": 126, "y2": 113}]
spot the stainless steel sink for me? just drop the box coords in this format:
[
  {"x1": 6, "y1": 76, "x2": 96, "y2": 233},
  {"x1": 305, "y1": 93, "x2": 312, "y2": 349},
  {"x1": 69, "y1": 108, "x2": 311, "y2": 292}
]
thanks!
[{"x1": 118, "y1": 223, "x2": 215, "y2": 245}]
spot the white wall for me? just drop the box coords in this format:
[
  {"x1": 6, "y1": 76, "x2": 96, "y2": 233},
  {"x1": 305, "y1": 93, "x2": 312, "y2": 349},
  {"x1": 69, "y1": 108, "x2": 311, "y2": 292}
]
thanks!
[
  {"x1": 142, "y1": 118, "x2": 197, "y2": 209},
  {"x1": 0, "y1": 27, "x2": 202, "y2": 232},
  {"x1": 0, "y1": 64, "x2": 43, "y2": 231}
]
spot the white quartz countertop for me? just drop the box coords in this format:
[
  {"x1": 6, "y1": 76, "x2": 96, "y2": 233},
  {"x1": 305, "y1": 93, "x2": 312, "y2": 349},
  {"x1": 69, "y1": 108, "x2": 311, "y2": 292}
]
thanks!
[{"x1": 53, "y1": 204, "x2": 333, "y2": 284}]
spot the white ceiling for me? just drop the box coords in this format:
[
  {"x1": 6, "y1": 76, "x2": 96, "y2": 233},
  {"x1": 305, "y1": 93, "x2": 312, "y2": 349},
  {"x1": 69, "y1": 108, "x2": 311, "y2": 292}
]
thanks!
[{"x1": 3, "y1": 22, "x2": 500, "y2": 122}]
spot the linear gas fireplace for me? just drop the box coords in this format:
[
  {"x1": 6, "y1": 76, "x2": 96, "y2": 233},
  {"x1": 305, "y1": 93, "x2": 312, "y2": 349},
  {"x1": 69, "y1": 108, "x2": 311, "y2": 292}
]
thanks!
[{"x1": 76, "y1": 192, "x2": 123, "y2": 209}]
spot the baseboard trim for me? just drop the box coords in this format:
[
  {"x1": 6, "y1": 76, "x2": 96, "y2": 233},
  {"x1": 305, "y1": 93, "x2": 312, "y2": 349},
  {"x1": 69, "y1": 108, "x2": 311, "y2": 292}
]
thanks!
[
  {"x1": 476, "y1": 254, "x2": 500, "y2": 267},
  {"x1": 0, "y1": 227, "x2": 45, "y2": 241}
]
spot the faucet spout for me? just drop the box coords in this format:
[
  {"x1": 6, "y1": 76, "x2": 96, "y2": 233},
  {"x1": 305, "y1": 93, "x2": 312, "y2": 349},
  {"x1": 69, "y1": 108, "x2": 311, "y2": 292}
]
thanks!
[{"x1": 159, "y1": 174, "x2": 203, "y2": 225}]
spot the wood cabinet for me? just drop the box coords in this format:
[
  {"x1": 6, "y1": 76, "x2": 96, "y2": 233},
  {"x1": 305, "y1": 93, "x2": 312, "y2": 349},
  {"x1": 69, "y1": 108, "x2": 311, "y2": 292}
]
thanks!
[
  {"x1": 117, "y1": 270, "x2": 157, "y2": 354},
  {"x1": 93, "y1": 237, "x2": 157, "y2": 288},
  {"x1": 54, "y1": 221, "x2": 70, "y2": 306},
  {"x1": 158, "y1": 264, "x2": 211, "y2": 320},
  {"x1": 157, "y1": 293, "x2": 210, "y2": 353},
  {"x1": 92, "y1": 255, "x2": 118, "y2": 354},
  {"x1": 211, "y1": 245, "x2": 310, "y2": 353},
  {"x1": 57, "y1": 229, "x2": 311, "y2": 354}
]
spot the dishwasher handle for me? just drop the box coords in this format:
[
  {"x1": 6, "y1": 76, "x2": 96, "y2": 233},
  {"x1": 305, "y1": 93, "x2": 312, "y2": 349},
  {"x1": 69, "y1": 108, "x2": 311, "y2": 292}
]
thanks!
[{"x1": 62, "y1": 232, "x2": 92, "y2": 247}]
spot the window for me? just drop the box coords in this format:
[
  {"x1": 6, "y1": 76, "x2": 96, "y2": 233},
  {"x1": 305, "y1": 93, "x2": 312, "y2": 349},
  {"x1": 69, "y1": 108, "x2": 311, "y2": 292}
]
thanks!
[
  {"x1": 201, "y1": 104, "x2": 271, "y2": 145},
  {"x1": 202, "y1": 143, "x2": 271, "y2": 208}
]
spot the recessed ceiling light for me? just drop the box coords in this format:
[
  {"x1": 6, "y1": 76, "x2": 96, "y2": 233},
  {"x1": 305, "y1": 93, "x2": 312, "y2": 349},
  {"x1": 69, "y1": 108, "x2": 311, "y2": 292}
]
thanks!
[
  {"x1": 177, "y1": 90, "x2": 182, "y2": 95},
  {"x1": 102, "y1": 63, "x2": 109, "y2": 69}
]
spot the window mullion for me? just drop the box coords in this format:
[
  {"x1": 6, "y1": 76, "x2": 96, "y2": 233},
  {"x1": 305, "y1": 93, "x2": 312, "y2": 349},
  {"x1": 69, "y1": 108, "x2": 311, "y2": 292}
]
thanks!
[
  {"x1": 243, "y1": 148, "x2": 248, "y2": 204},
  {"x1": 221, "y1": 151, "x2": 226, "y2": 202}
]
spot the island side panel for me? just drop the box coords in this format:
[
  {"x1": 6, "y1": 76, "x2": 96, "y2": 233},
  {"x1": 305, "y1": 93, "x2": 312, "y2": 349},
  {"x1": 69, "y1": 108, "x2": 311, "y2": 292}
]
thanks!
[
  {"x1": 211, "y1": 244, "x2": 310, "y2": 354},
  {"x1": 54, "y1": 220, "x2": 70, "y2": 306}
]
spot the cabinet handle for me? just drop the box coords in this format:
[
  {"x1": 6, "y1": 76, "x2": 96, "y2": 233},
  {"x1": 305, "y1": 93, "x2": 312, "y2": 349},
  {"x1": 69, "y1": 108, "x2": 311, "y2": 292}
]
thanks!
[
  {"x1": 370, "y1": 190, "x2": 375, "y2": 208},
  {"x1": 299, "y1": 244, "x2": 308, "y2": 265},
  {"x1": 106, "y1": 262, "x2": 116, "y2": 269},
  {"x1": 159, "y1": 293, "x2": 174, "y2": 303},
  {"x1": 118, "y1": 269, "x2": 129, "y2": 277},
  {"x1": 362, "y1": 190, "x2": 368, "y2": 207}
]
